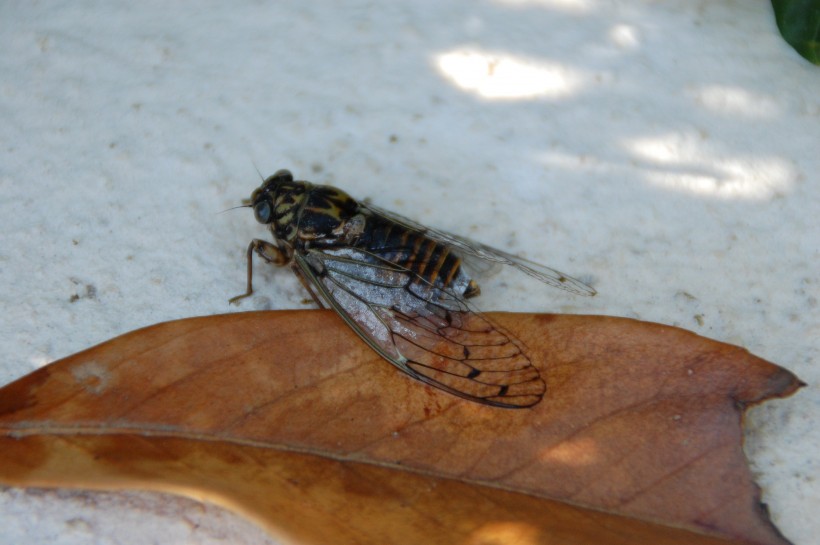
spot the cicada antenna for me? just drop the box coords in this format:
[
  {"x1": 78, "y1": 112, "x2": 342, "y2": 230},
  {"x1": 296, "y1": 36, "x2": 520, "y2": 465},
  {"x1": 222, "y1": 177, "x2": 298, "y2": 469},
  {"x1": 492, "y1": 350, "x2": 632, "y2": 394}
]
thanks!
[
  {"x1": 251, "y1": 161, "x2": 265, "y2": 182},
  {"x1": 217, "y1": 203, "x2": 252, "y2": 215}
]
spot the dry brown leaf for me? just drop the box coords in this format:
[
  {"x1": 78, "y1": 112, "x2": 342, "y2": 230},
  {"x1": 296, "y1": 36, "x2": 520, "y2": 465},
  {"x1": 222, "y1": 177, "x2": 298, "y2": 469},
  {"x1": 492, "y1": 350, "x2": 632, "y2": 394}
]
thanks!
[{"x1": 0, "y1": 310, "x2": 802, "y2": 545}]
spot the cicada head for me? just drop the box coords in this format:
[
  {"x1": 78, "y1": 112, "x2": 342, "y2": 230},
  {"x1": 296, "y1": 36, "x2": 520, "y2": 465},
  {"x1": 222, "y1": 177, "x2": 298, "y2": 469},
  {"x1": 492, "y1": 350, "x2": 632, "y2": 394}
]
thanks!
[{"x1": 247, "y1": 169, "x2": 311, "y2": 242}]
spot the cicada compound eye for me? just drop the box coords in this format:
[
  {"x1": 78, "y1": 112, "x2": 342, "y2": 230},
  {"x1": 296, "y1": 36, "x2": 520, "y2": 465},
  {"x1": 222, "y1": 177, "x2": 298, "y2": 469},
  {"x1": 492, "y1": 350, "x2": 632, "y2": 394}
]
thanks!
[{"x1": 253, "y1": 199, "x2": 272, "y2": 224}]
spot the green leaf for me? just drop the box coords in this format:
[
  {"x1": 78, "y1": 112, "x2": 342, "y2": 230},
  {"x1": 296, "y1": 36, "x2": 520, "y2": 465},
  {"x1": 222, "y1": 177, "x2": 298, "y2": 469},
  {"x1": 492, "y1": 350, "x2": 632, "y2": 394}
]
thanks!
[{"x1": 772, "y1": 0, "x2": 820, "y2": 64}]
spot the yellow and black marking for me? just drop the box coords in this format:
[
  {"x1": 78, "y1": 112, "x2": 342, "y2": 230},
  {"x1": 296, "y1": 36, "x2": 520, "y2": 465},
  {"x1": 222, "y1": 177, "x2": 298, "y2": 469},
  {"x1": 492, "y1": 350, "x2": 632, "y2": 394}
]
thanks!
[
  {"x1": 288, "y1": 186, "x2": 358, "y2": 239},
  {"x1": 356, "y1": 215, "x2": 467, "y2": 294}
]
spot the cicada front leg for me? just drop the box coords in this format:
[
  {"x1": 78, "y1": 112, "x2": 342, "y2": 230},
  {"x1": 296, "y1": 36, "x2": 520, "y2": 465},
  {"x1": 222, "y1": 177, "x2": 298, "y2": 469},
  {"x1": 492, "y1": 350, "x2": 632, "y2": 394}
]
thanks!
[{"x1": 229, "y1": 239, "x2": 290, "y2": 305}]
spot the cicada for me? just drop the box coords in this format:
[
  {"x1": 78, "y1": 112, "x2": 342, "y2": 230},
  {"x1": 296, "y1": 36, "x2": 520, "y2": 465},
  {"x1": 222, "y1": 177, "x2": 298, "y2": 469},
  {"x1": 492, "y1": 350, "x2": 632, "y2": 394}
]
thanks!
[{"x1": 230, "y1": 169, "x2": 595, "y2": 408}]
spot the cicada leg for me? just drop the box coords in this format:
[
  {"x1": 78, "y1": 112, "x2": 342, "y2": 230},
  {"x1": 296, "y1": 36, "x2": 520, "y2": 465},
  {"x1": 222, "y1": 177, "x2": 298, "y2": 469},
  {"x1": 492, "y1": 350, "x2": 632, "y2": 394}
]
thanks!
[{"x1": 229, "y1": 239, "x2": 290, "y2": 305}]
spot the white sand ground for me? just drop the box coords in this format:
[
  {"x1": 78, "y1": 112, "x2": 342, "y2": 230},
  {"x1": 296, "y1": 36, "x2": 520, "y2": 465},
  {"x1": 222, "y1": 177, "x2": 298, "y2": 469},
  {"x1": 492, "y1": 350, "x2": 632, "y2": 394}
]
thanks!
[{"x1": 0, "y1": 2, "x2": 817, "y2": 544}]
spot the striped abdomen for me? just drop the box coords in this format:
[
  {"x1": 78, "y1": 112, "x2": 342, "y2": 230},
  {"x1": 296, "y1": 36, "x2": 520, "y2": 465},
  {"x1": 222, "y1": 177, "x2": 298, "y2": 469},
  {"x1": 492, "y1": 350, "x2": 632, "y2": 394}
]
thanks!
[{"x1": 358, "y1": 215, "x2": 477, "y2": 296}]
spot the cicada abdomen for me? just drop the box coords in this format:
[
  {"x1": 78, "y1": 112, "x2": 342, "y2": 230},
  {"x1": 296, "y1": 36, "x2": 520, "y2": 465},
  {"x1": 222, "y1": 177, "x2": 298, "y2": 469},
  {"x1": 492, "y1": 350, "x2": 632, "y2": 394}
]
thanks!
[{"x1": 351, "y1": 212, "x2": 481, "y2": 298}]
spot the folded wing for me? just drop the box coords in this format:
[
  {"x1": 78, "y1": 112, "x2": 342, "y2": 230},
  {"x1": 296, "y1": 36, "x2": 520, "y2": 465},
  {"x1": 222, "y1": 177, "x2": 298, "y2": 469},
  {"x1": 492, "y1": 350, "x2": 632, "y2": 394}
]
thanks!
[{"x1": 294, "y1": 247, "x2": 546, "y2": 408}]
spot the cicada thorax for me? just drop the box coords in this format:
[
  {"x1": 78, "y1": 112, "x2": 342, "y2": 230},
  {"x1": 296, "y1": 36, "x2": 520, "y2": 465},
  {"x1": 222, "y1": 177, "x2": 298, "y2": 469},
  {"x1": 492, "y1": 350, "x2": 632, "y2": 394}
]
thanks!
[
  {"x1": 262, "y1": 180, "x2": 352, "y2": 243},
  {"x1": 296, "y1": 185, "x2": 360, "y2": 239},
  {"x1": 269, "y1": 183, "x2": 358, "y2": 245}
]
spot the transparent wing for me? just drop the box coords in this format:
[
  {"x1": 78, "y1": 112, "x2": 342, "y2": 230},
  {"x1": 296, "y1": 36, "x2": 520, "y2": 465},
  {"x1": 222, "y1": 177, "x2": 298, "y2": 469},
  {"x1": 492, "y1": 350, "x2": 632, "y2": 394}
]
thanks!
[
  {"x1": 360, "y1": 202, "x2": 596, "y2": 296},
  {"x1": 293, "y1": 247, "x2": 546, "y2": 408}
]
